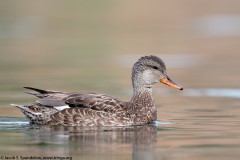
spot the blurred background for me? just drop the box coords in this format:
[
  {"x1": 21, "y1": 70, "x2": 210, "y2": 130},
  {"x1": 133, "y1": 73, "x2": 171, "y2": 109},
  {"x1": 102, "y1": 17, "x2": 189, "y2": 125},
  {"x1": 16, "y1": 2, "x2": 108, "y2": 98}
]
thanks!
[
  {"x1": 1, "y1": 0, "x2": 240, "y2": 115},
  {"x1": 1, "y1": 1, "x2": 240, "y2": 160}
]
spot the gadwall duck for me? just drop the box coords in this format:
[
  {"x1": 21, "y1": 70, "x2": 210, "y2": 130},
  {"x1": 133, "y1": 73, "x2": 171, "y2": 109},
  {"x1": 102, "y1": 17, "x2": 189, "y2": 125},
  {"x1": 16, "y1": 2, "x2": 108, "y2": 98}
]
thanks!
[{"x1": 12, "y1": 55, "x2": 183, "y2": 126}]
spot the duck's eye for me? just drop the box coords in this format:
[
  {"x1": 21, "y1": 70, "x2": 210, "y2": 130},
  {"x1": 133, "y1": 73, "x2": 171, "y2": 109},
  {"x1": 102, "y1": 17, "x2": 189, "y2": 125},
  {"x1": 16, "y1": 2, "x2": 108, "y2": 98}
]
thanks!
[{"x1": 152, "y1": 66, "x2": 159, "y2": 70}]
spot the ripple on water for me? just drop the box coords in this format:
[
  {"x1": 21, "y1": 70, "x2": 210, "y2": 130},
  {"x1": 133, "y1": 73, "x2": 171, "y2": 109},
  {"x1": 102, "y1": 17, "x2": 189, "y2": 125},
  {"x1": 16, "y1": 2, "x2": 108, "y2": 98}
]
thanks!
[
  {"x1": 149, "y1": 121, "x2": 174, "y2": 126},
  {"x1": 0, "y1": 117, "x2": 29, "y2": 131},
  {"x1": 182, "y1": 88, "x2": 240, "y2": 99},
  {"x1": 154, "y1": 88, "x2": 240, "y2": 99},
  {"x1": 0, "y1": 116, "x2": 173, "y2": 131}
]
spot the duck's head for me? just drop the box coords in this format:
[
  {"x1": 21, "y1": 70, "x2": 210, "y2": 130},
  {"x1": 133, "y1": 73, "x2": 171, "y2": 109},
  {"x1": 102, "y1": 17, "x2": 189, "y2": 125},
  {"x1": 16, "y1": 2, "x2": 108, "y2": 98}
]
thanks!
[{"x1": 132, "y1": 55, "x2": 183, "y2": 91}]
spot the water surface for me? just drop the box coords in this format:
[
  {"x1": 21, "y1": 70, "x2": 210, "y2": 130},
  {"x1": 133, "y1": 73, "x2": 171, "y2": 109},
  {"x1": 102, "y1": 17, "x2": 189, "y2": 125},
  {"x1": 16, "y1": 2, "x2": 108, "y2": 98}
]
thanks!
[{"x1": 1, "y1": 93, "x2": 240, "y2": 160}]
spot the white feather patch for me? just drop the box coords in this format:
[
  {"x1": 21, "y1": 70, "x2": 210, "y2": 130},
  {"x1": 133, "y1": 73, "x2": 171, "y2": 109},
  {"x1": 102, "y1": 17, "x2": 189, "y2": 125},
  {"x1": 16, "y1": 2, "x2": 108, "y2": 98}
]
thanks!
[
  {"x1": 54, "y1": 105, "x2": 70, "y2": 111},
  {"x1": 32, "y1": 112, "x2": 42, "y2": 115}
]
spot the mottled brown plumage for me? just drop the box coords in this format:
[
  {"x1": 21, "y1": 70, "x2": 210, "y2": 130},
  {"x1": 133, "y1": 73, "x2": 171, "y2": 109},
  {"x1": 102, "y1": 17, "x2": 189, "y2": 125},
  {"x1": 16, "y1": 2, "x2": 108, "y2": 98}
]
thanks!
[{"x1": 12, "y1": 55, "x2": 183, "y2": 126}]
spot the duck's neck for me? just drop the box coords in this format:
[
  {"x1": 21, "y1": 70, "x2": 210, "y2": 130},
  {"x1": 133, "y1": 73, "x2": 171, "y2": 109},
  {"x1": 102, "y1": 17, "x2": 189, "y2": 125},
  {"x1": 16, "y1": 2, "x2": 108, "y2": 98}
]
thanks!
[
  {"x1": 131, "y1": 68, "x2": 155, "y2": 107},
  {"x1": 132, "y1": 84, "x2": 152, "y2": 96},
  {"x1": 131, "y1": 84, "x2": 155, "y2": 107}
]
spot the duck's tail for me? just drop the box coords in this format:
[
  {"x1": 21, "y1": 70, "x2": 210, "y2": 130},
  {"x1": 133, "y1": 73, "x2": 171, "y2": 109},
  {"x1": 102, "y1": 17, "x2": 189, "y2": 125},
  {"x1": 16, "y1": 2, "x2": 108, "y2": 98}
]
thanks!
[
  {"x1": 23, "y1": 87, "x2": 60, "y2": 98},
  {"x1": 11, "y1": 104, "x2": 57, "y2": 124}
]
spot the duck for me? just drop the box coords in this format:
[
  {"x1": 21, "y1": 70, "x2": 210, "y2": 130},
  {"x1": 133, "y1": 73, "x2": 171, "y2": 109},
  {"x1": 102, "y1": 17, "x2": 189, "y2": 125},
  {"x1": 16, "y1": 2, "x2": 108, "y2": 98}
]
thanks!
[{"x1": 12, "y1": 55, "x2": 183, "y2": 126}]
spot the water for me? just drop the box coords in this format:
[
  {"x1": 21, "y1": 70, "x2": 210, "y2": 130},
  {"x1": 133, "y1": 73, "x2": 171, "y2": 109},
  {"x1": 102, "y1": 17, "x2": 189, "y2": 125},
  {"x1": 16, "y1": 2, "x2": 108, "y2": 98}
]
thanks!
[{"x1": 1, "y1": 93, "x2": 240, "y2": 160}]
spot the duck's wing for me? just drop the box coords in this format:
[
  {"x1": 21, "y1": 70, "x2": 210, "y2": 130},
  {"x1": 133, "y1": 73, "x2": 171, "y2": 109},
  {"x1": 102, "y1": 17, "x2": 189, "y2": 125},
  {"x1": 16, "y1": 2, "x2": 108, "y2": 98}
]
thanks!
[
  {"x1": 64, "y1": 93, "x2": 126, "y2": 113},
  {"x1": 47, "y1": 93, "x2": 130, "y2": 126},
  {"x1": 48, "y1": 93, "x2": 129, "y2": 126},
  {"x1": 24, "y1": 87, "x2": 126, "y2": 113}
]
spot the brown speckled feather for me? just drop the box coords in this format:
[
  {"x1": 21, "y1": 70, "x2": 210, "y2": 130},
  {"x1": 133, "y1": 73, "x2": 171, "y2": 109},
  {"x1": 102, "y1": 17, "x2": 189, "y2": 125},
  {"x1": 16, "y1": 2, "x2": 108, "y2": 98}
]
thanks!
[{"x1": 49, "y1": 108, "x2": 131, "y2": 126}]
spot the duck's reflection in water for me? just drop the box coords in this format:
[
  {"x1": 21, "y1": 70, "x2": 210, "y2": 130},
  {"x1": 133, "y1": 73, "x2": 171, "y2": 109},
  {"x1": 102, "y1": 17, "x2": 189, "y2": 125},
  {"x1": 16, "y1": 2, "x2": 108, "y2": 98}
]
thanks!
[{"x1": 25, "y1": 125, "x2": 157, "y2": 160}]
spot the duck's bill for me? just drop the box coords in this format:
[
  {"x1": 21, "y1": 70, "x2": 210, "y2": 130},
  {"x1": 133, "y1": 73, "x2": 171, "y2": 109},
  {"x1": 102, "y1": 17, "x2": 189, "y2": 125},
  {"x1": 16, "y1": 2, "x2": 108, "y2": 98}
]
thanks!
[{"x1": 160, "y1": 76, "x2": 183, "y2": 90}]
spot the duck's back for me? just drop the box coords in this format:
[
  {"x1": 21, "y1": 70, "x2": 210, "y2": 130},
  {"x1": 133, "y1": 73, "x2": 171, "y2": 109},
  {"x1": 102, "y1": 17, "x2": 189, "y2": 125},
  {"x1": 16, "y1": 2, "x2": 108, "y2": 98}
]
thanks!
[{"x1": 13, "y1": 87, "x2": 132, "y2": 126}]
